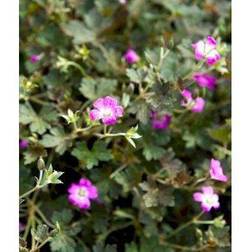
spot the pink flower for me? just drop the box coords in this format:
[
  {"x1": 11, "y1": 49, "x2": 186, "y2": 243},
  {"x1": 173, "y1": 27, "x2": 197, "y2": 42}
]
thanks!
[
  {"x1": 123, "y1": 49, "x2": 140, "y2": 64},
  {"x1": 181, "y1": 89, "x2": 205, "y2": 113},
  {"x1": 68, "y1": 178, "x2": 98, "y2": 209},
  {"x1": 209, "y1": 159, "x2": 228, "y2": 182},
  {"x1": 193, "y1": 73, "x2": 217, "y2": 91},
  {"x1": 29, "y1": 54, "x2": 41, "y2": 63},
  {"x1": 150, "y1": 111, "x2": 172, "y2": 130},
  {"x1": 191, "y1": 97, "x2": 205, "y2": 113},
  {"x1": 19, "y1": 139, "x2": 29, "y2": 149},
  {"x1": 89, "y1": 96, "x2": 124, "y2": 125},
  {"x1": 193, "y1": 186, "x2": 220, "y2": 212},
  {"x1": 192, "y1": 36, "x2": 221, "y2": 65}
]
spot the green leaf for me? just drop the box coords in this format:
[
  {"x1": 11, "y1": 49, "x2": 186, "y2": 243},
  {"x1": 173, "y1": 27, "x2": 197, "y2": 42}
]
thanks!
[
  {"x1": 143, "y1": 144, "x2": 166, "y2": 161},
  {"x1": 160, "y1": 52, "x2": 178, "y2": 83},
  {"x1": 92, "y1": 244, "x2": 117, "y2": 252},
  {"x1": 40, "y1": 127, "x2": 72, "y2": 155},
  {"x1": 207, "y1": 226, "x2": 231, "y2": 248},
  {"x1": 52, "y1": 209, "x2": 74, "y2": 225},
  {"x1": 126, "y1": 68, "x2": 147, "y2": 84},
  {"x1": 140, "y1": 182, "x2": 175, "y2": 208},
  {"x1": 31, "y1": 224, "x2": 49, "y2": 243},
  {"x1": 23, "y1": 143, "x2": 47, "y2": 165},
  {"x1": 71, "y1": 141, "x2": 112, "y2": 169},
  {"x1": 20, "y1": 104, "x2": 51, "y2": 134},
  {"x1": 143, "y1": 189, "x2": 159, "y2": 208},
  {"x1": 140, "y1": 236, "x2": 173, "y2": 252},
  {"x1": 50, "y1": 232, "x2": 76, "y2": 252},
  {"x1": 208, "y1": 125, "x2": 231, "y2": 146},
  {"x1": 113, "y1": 165, "x2": 143, "y2": 193},
  {"x1": 40, "y1": 164, "x2": 64, "y2": 186},
  {"x1": 125, "y1": 242, "x2": 138, "y2": 252},
  {"x1": 79, "y1": 77, "x2": 117, "y2": 100},
  {"x1": 61, "y1": 20, "x2": 95, "y2": 44},
  {"x1": 141, "y1": 125, "x2": 170, "y2": 161}
]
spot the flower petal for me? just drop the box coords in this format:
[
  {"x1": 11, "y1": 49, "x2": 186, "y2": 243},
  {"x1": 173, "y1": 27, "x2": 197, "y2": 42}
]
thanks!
[
  {"x1": 193, "y1": 192, "x2": 203, "y2": 202},
  {"x1": 115, "y1": 106, "x2": 124, "y2": 117},
  {"x1": 89, "y1": 109, "x2": 102, "y2": 121},
  {"x1": 191, "y1": 97, "x2": 205, "y2": 113},
  {"x1": 102, "y1": 115, "x2": 117, "y2": 125},
  {"x1": 202, "y1": 186, "x2": 214, "y2": 195}
]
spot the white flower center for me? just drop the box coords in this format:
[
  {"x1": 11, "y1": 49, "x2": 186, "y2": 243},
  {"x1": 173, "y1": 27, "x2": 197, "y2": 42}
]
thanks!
[
  {"x1": 78, "y1": 188, "x2": 87, "y2": 197},
  {"x1": 203, "y1": 195, "x2": 217, "y2": 206},
  {"x1": 101, "y1": 108, "x2": 113, "y2": 117}
]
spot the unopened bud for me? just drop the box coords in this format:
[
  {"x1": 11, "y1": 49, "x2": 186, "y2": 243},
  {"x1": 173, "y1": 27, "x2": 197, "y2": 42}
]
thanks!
[{"x1": 37, "y1": 157, "x2": 46, "y2": 171}]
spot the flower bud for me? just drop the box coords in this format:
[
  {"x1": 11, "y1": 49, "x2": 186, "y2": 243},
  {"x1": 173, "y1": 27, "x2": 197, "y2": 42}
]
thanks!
[{"x1": 37, "y1": 157, "x2": 46, "y2": 171}]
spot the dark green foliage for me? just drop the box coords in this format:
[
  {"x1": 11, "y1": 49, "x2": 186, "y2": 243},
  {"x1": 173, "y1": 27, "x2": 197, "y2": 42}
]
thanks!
[{"x1": 19, "y1": 0, "x2": 231, "y2": 251}]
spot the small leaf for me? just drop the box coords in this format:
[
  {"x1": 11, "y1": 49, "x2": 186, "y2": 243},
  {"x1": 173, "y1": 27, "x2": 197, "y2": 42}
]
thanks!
[
  {"x1": 40, "y1": 127, "x2": 72, "y2": 155},
  {"x1": 31, "y1": 224, "x2": 49, "y2": 243},
  {"x1": 61, "y1": 20, "x2": 95, "y2": 44},
  {"x1": 71, "y1": 141, "x2": 112, "y2": 169},
  {"x1": 79, "y1": 78, "x2": 117, "y2": 100},
  {"x1": 40, "y1": 164, "x2": 64, "y2": 186}
]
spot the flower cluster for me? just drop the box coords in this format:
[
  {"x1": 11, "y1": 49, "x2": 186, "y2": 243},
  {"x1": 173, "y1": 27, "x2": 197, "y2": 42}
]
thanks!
[
  {"x1": 193, "y1": 159, "x2": 228, "y2": 212},
  {"x1": 181, "y1": 36, "x2": 222, "y2": 113},
  {"x1": 68, "y1": 178, "x2": 98, "y2": 209},
  {"x1": 181, "y1": 89, "x2": 205, "y2": 113},
  {"x1": 89, "y1": 96, "x2": 124, "y2": 125}
]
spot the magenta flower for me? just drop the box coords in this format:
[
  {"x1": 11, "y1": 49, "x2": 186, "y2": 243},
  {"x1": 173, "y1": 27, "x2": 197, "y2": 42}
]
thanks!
[
  {"x1": 150, "y1": 111, "x2": 172, "y2": 130},
  {"x1": 209, "y1": 159, "x2": 228, "y2": 182},
  {"x1": 68, "y1": 178, "x2": 98, "y2": 209},
  {"x1": 192, "y1": 36, "x2": 221, "y2": 65},
  {"x1": 181, "y1": 89, "x2": 205, "y2": 113},
  {"x1": 19, "y1": 139, "x2": 29, "y2": 149},
  {"x1": 89, "y1": 96, "x2": 124, "y2": 125},
  {"x1": 29, "y1": 54, "x2": 41, "y2": 63},
  {"x1": 123, "y1": 49, "x2": 140, "y2": 64},
  {"x1": 193, "y1": 186, "x2": 220, "y2": 212},
  {"x1": 193, "y1": 72, "x2": 217, "y2": 91}
]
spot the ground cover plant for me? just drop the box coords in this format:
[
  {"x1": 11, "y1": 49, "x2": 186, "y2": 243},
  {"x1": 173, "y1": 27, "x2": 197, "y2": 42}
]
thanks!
[{"x1": 19, "y1": 0, "x2": 231, "y2": 251}]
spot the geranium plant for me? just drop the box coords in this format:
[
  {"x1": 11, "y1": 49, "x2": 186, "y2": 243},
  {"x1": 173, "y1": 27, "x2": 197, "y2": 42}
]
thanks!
[{"x1": 20, "y1": 0, "x2": 231, "y2": 251}]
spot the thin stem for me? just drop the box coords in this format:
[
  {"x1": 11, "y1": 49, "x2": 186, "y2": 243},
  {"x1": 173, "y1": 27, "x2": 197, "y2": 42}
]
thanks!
[
  {"x1": 103, "y1": 125, "x2": 107, "y2": 135},
  {"x1": 68, "y1": 62, "x2": 88, "y2": 77},
  {"x1": 163, "y1": 242, "x2": 210, "y2": 251},
  {"x1": 110, "y1": 164, "x2": 127, "y2": 179},
  {"x1": 97, "y1": 221, "x2": 133, "y2": 242},
  {"x1": 194, "y1": 220, "x2": 214, "y2": 225},
  {"x1": 20, "y1": 171, "x2": 44, "y2": 199},
  {"x1": 95, "y1": 132, "x2": 126, "y2": 139},
  {"x1": 31, "y1": 218, "x2": 36, "y2": 250},
  {"x1": 19, "y1": 186, "x2": 38, "y2": 199},
  {"x1": 23, "y1": 216, "x2": 32, "y2": 240},
  {"x1": 190, "y1": 176, "x2": 209, "y2": 189},
  {"x1": 30, "y1": 237, "x2": 52, "y2": 252},
  {"x1": 35, "y1": 206, "x2": 55, "y2": 229},
  {"x1": 29, "y1": 96, "x2": 52, "y2": 106},
  {"x1": 167, "y1": 211, "x2": 204, "y2": 239}
]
